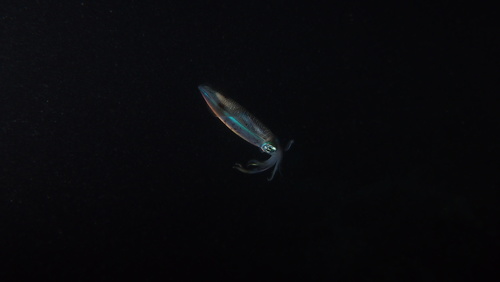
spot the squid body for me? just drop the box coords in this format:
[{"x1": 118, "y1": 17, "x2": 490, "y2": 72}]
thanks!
[{"x1": 198, "y1": 85, "x2": 292, "y2": 181}]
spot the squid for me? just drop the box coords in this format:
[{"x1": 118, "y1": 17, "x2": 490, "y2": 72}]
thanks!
[{"x1": 199, "y1": 85, "x2": 293, "y2": 181}]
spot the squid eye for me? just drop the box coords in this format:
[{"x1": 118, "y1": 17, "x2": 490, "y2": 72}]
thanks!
[{"x1": 261, "y1": 142, "x2": 277, "y2": 154}]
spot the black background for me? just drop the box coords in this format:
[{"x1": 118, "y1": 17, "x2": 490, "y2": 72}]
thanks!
[{"x1": 1, "y1": 1, "x2": 498, "y2": 280}]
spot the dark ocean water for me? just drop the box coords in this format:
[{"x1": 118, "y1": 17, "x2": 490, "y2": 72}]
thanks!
[{"x1": 1, "y1": 1, "x2": 497, "y2": 280}]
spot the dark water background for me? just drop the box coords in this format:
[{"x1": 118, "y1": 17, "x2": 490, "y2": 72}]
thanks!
[{"x1": 1, "y1": 1, "x2": 497, "y2": 280}]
